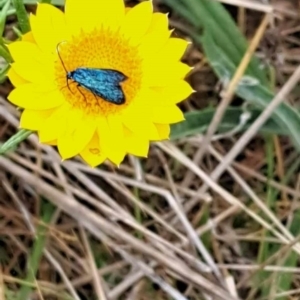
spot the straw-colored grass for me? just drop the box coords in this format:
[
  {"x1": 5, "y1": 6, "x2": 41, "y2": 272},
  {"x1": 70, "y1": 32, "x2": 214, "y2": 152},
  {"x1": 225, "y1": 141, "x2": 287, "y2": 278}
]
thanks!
[{"x1": 1, "y1": 0, "x2": 300, "y2": 299}]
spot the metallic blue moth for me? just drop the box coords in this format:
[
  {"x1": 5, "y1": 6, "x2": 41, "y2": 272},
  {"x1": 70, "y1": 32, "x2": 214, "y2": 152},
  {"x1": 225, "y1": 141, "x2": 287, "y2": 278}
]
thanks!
[{"x1": 67, "y1": 68, "x2": 127, "y2": 105}]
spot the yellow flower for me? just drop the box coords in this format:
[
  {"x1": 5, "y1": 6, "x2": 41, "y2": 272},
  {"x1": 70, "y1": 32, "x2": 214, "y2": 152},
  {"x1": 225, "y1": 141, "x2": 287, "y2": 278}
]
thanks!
[{"x1": 7, "y1": 0, "x2": 192, "y2": 166}]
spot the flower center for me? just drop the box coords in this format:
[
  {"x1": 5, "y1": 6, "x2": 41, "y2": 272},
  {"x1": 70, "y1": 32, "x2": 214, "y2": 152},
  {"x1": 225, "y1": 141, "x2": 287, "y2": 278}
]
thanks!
[{"x1": 55, "y1": 28, "x2": 143, "y2": 116}]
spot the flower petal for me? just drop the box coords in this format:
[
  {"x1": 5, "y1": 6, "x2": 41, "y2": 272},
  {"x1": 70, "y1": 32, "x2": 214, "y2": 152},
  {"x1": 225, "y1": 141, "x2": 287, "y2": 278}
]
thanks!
[
  {"x1": 20, "y1": 108, "x2": 55, "y2": 130},
  {"x1": 22, "y1": 31, "x2": 35, "y2": 43},
  {"x1": 80, "y1": 133, "x2": 106, "y2": 167},
  {"x1": 65, "y1": 0, "x2": 125, "y2": 35},
  {"x1": 124, "y1": 127, "x2": 149, "y2": 157},
  {"x1": 151, "y1": 105, "x2": 185, "y2": 124},
  {"x1": 106, "y1": 115, "x2": 126, "y2": 165},
  {"x1": 122, "y1": 104, "x2": 160, "y2": 140},
  {"x1": 97, "y1": 115, "x2": 126, "y2": 166},
  {"x1": 143, "y1": 62, "x2": 191, "y2": 86},
  {"x1": 44, "y1": 140, "x2": 57, "y2": 146},
  {"x1": 151, "y1": 80, "x2": 193, "y2": 104},
  {"x1": 155, "y1": 123, "x2": 170, "y2": 140},
  {"x1": 138, "y1": 13, "x2": 171, "y2": 59},
  {"x1": 30, "y1": 4, "x2": 69, "y2": 53},
  {"x1": 7, "y1": 67, "x2": 28, "y2": 87},
  {"x1": 58, "y1": 115, "x2": 96, "y2": 159},
  {"x1": 11, "y1": 62, "x2": 54, "y2": 84},
  {"x1": 159, "y1": 38, "x2": 190, "y2": 62},
  {"x1": 148, "y1": 12, "x2": 169, "y2": 34},
  {"x1": 38, "y1": 104, "x2": 70, "y2": 142},
  {"x1": 120, "y1": 1, "x2": 153, "y2": 44},
  {"x1": 97, "y1": 116, "x2": 110, "y2": 153},
  {"x1": 8, "y1": 83, "x2": 65, "y2": 110},
  {"x1": 8, "y1": 41, "x2": 53, "y2": 66},
  {"x1": 142, "y1": 37, "x2": 191, "y2": 83},
  {"x1": 63, "y1": 108, "x2": 84, "y2": 135},
  {"x1": 8, "y1": 41, "x2": 55, "y2": 83}
]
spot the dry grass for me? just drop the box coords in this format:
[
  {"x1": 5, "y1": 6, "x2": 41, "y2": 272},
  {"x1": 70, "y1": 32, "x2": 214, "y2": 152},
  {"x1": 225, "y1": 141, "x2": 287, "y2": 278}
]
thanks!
[{"x1": 1, "y1": 0, "x2": 300, "y2": 299}]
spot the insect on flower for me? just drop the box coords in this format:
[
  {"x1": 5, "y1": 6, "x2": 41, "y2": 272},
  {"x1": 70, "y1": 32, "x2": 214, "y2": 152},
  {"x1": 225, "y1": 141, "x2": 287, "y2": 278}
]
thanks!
[
  {"x1": 7, "y1": 0, "x2": 193, "y2": 167},
  {"x1": 57, "y1": 42, "x2": 128, "y2": 105}
]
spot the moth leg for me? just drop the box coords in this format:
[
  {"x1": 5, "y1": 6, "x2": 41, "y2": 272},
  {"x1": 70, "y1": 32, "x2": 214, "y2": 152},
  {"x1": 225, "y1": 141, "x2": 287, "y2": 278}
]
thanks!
[
  {"x1": 60, "y1": 80, "x2": 77, "y2": 94},
  {"x1": 76, "y1": 84, "x2": 87, "y2": 102},
  {"x1": 67, "y1": 79, "x2": 74, "y2": 94},
  {"x1": 91, "y1": 92, "x2": 98, "y2": 101}
]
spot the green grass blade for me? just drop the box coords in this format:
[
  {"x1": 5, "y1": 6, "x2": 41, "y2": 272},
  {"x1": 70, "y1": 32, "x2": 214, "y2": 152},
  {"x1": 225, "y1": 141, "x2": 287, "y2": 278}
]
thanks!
[
  {"x1": 252, "y1": 156, "x2": 300, "y2": 297},
  {"x1": 17, "y1": 201, "x2": 56, "y2": 300},
  {"x1": 23, "y1": 0, "x2": 64, "y2": 5},
  {"x1": 265, "y1": 158, "x2": 300, "y2": 297},
  {"x1": 0, "y1": 43, "x2": 12, "y2": 63},
  {"x1": 0, "y1": 129, "x2": 32, "y2": 155},
  {"x1": 164, "y1": 0, "x2": 267, "y2": 84},
  {"x1": 256, "y1": 135, "x2": 276, "y2": 297},
  {"x1": 275, "y1": 213, "x2": 300, "y2": 298},
  {"x1": 0, "y1": 0, "x2": 11, "y2": 36},
  {"x1": 201, "y1": 33, "x2": 300, "y2": 151},
  {"x1": 0, "y1": 64, "x2": 10, "y2": 83},
  {"x1": 165, "y1": 0, "x2": 300, "y2": 151},
  {"x1": 170, "y1": 107, "x2": 289, "y2": 140},
  {"x1": 11, "y1": 0, "x2": 30, "y2": 33}
]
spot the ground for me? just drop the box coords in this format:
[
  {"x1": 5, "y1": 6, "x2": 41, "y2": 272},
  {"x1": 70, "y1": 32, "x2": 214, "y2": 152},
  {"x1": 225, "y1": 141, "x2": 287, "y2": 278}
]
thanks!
[{"x1": 1, "y1": 0, "x2": 300, "y2": 299}]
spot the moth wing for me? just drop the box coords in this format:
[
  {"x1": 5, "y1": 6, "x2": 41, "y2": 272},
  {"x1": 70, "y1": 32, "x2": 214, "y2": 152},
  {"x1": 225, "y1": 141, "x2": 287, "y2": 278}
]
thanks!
[
  {"x1": 84, "y1": 68, "x2": 127, "y2": 85},
  {"x1": 96, "y1": 69, "x2": 127, "y2": 84},
  {"x1": 75, "y1": 68, "x2": 127, "y2": 105},
  {"x1": 92, "y1": 83, "x2": 126, "y2": 105}
]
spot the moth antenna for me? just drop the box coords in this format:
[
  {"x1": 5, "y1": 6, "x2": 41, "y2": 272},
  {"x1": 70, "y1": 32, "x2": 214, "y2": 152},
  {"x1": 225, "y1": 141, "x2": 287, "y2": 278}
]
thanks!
[
  {"x1": 56, "y1": 41, "x2": 72, "y2": 93},
  {"x1": 56, "y1": 41, "x2": 69, "y2": 73}
]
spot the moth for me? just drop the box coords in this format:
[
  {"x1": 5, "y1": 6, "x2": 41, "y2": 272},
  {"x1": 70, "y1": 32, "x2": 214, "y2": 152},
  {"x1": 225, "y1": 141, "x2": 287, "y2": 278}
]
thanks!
[
  {"x1": 67, "y1": 68, "x2": 127, "y2": 105},
  {"x1": 57, "y1": 43, "x2": 127, "y2": 105}
]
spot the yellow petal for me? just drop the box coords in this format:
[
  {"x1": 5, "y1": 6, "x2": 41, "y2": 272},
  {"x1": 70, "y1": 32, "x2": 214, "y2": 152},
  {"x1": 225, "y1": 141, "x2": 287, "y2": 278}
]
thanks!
[
  {"x1": 97, "y1": 115, "x2": 126, "y2": 166},
  {"x1": 97, "y1": 116, "x2": 110, "y2": 153},
  {"x1": 138, "y1": 14, "x2": 171, "y2": 59},
  {"x1": 142, "y1": 36, "x2": 190, "y2": 73},
  {"x1": 155, "y1": 123, "x2": 170, "y2": 140},
  {"x1": 7, "y1": 67, "x2": 28, "y2": 87},
  {"x1": 8, "y1": 83, "x2": 65, "y2": 110},
  {"x1": 30, "y1": 4, "x2": 69, "y2": 53},
  {"x1": 11, "y1": 61, "x2": 54, "y2": 84},
  {"x1": 20, "y1": 108, "x2": 55, "y2": 130},
  {"x1": 8, "y1": 41, "x2": 52, "y2": 65},
  {"x1": 131, "y1": 86, "x2": 161, "y2": 107},
  {"x1": 151, "y1": 80, "x2": 193, "y2": 104},
  {"x1": 22, "y1": 31, "x2": 35, "y2": 43},
  {"x1": 63, "y1": 108, "x2": 84, "y2": 135},
  {"x1": 38, "y1": 104, "x2": 70, "y2": 142},
  {"x1": 147, "y1": 12, "x2": 169, "y2": 34},
  {"x1": 80, "y1": 133, "x2": 106, "y2": 167},
  {"x1": 151, "y1": 105, "x2": 185, "y2": 124},
  {"x1": 123, "y1": 105, "x2": 160, "y2": 140},
  {"x1": 143, "y1": 62, "x2": 191, "y2": 86},
  {"x1": 44, "y1": 139, "x2": 57, "y2": 146},
  {"x1": 58, "y1": 115, "x2": 96, "y2": 159},
  {"x1": 106, "y1": 115, "x2": 126, "y2": 165},
  {"x1": 124, "y1": 127, "x2": 149, "y2": 157},
  {"x1": 120, "y1": 1, "x2": 153, "y2": 44},
  {"x1": 8, "y1": 41, "x2": 54, "y2": 83},
  {"x1": 65, "y1": 0, "x2": 125, "y2": 35},
  {"x1": 159, "y1": 38, "x2": 190, "y2": 62}
]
